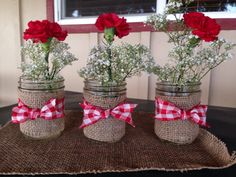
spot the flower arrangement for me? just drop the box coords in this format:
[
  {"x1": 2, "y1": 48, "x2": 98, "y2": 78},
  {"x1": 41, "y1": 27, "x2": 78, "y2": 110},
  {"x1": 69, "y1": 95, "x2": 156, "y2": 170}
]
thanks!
[
  {"x1": 21, "y1": 20, "x2": 78, "y2": 80},
  {"x1": 146, "y1": 0, "x2": 236, "y2": 86},
  {"x1": 79, "y1": 13, "x2": 154, "y2": 85}
]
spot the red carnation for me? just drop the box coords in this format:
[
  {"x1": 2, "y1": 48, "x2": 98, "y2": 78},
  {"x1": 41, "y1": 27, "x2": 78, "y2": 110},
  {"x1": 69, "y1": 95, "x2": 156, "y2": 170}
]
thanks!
[
  {"x1": 192, "y1": 17, "x2": 221, "y2": 42},
  {"x1": 23, "y1": 20, "x2": 67, "y2": 43},
  {"x1": 183, "y1": 12, "x2": 205, "y2": 29},
  {"x1": 183, "y1": 12, "x2": 221, "y2": 42},
  {"x1": 115, "y1": 17, "x2": 130, "y2": 38},
  {"x1": 47, "y1": 21, "x2": 68, "y2": 41},
  {"x1": 95, "y1": 13, "x2": 130, "y2": 39},
  {"x1": 23, "y1": 20, "x2": 49, "y2": 43}
]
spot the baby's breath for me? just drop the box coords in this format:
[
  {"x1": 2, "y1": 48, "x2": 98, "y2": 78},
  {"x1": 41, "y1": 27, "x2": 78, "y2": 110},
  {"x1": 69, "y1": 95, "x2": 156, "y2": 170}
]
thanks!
[
  {"x1": 79, "y1": 43, "x2": 154, "y2": 85},
  {"x1": 21, "y1": 38, "x2": 78, "y2": 81},
  {"x1": 146, "y1": 0, "x2": 236, "y2": 86}
]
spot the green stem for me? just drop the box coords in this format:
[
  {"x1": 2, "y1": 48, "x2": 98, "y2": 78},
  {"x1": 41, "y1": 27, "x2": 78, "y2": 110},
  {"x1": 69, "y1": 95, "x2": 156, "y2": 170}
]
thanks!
[
  {"x1": 103, "y1": 28, "x2": 115, "y2": 82},
  {"x1": 49, "y1": 64, "x2": 57, "y2": 80},
  {"x1": 123, "y1": 67, "x2": 134, "y2": 81},
  {"x1": 45, "y1": 51, "x2": 50, "y2": 80},
  {"x1": 107, "y1": 46, "x2": 112, "y2": 81},
  {"x1": 42, "y1": 38, "x2": 52, "y2": 80},
  {"x1": 199, "y1": 60, "x2": 225, "y2": 81},
  {"x1": 177, "y1": 68, "x2": 184, "y2": 83}
]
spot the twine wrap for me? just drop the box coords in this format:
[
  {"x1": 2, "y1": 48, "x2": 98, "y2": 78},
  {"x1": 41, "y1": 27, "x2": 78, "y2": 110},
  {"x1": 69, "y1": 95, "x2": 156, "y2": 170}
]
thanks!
[
  {"x1": 18, "y1": 78, "x2": 65, "y2": 140},
  {"x1": 155, "y1": 82, "x2": 201, "y2": 144},
  {"x1": 83, "y1": 80, "x2": 127, "y2": 143}
]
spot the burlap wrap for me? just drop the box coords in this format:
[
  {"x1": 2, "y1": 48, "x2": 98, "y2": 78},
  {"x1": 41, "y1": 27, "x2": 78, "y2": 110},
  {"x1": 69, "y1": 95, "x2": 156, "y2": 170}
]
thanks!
[
  {"x1": 155, "y1": 84, "x2": 201, "y2": 144},
  {"x1": 83, "y1": 81, "x2": 126, "y2": 143},
  {"x1": 18, "y1": 88, "x2": 65, "y2": 140}
]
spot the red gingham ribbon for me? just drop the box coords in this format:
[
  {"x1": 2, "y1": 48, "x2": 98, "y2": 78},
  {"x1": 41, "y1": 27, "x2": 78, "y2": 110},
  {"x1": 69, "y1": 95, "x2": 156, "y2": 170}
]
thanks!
[
  {"x1": 155, "y1": 98, "x2": 208, "y2": 127},
  {"x1": 80, "y1": 100, "x2": 137, "y2": 128},
  {"x1": 11, "y1": 98, "x2": 65, "y2": 123}
]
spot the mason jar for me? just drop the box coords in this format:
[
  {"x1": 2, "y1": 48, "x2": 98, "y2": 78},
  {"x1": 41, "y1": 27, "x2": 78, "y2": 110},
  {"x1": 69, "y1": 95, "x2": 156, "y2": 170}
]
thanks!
[
  {"x1": 18, "y1": 77, "x2": 65, "y2": 139},
  {"x1": 83, "y1": 80, "x2": 127, "y2": 143},
  {"x1": 155, "y1": 82, "x2": 201, "y2": 144}
]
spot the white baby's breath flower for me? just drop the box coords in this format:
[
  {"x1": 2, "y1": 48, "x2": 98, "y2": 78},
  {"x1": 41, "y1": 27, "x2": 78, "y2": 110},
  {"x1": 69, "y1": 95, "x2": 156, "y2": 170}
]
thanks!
[
  {"x1": 146, "y1": 0, "x2": 236, "y2": 86},
  {"x1": 21, "y1": 38, "x2": 78, "y2": 80},
  {"x1": 79, "y1": 43, "x2": 154, "y2": 85}
]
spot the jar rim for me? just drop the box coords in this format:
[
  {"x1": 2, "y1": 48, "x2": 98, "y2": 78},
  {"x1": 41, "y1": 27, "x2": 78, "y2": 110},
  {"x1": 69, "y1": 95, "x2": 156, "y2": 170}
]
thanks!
[
  {"x1": 19, "y1": 76, "x2": 65, "y2": 84},
  {"x1": 84, "y1": 79, "x2": 126, "y2": 87},
  {"x1": 18, "y1": 76, "x2": 65, "y2": 91},
  {"x1": 156, "y1": 81, "x2": 201, "y2": 86}
]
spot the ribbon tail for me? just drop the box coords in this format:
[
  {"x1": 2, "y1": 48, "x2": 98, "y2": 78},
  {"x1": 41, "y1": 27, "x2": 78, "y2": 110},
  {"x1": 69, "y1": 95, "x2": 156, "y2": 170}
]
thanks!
[
  {"x1": 80, "y1": 116, "x2": 102, "y2": 128},
  {"x1": 56, "y1": 98, "x2": 65, "y2": 112},
  {"x1": 79, "y1": 103, "x2": 86, "y2": 109},
  {"x1": 190, "y1": 105, "x2": 209, "y2": 127},
  {"x1": 126, "y1": 116, "x2": 135, "y2": 127},
  {"x1": 40, "y1": 98, "x2": 65, "y2": 120},
  {"x1": 11, "y1": 104, "x2": 29, "y2": 123},
  {"x1": 18, "y1": 99, "x2": 25, "y2": 106},
  {"x1": 80, "y1": 100, "x2": 105, "y2": 128},
  {"x1": 191, "y1": 115, "x2": 209, "y2": 127},
  {"x1": 155, "y1": 98, "x2": 181, "y2": 121},
  {"x1": 111, "y1": 103, "x2": 137, "y2": 127},
  {"x1": 55, "y1": 98, "x2": 65, "y2": 119},
  {"x1": 111, "y1": 113, "x2": 135, "y2": 127}
]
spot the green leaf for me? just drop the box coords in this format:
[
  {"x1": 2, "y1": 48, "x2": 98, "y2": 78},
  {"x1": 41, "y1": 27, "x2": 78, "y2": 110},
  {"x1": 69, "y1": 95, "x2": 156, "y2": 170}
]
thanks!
[{"x1": 104, "y1": 28, "x2": 115, "y2": 44}]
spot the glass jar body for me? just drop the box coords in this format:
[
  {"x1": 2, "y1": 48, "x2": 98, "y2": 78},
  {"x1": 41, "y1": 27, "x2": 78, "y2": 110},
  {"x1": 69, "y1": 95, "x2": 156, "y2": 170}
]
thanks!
[
  {"x1": 83, "y1": 80, "x2": 127, "y2": 143},
  {"x1": 18, "y1": 77, "x2": 65, "y2": 139},
  {"x1": 155, "y1": 82, "x2": 201, "y2": 144}
]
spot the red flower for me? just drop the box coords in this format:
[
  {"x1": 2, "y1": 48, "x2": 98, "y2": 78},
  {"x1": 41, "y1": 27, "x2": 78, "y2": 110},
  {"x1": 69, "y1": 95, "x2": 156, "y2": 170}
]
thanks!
[
  {"x1": 47, "y1": 22, "x2": 68, "y2": 41},
  {"x1": 192, "y1": 17, "x2": 221, "y2": 42},
  {"x1": 183, "y1": 12, "x2": 205, "y2": 29},
  {"x1": 183, "y1": 12, "x2": 221, "y2": 42},
  {"x1": 23, "y1": 20, "x2": 48, "y2": 43},
  {"x1": 115, "y1": 17, "x2": 130, "y2": 38},
  {"x1": 95, "y1": 13, "x2": 130, "y2": 39},
  {"x1": 23, "y1": 20, "x2": 67, "y2": 43}
]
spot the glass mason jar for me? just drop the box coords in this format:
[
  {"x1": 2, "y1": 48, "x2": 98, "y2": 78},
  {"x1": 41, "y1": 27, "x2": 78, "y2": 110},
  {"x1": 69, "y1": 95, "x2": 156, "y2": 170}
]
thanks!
[
  {"x1": 18, "y1": 77, "x2": 65, "y2": 139},
  {"x1": 83, "y1": 80, "x2": 127, "y2": 143},
  {"x1": 155, "y1": 82, "x2": 201, "y2": 144}
]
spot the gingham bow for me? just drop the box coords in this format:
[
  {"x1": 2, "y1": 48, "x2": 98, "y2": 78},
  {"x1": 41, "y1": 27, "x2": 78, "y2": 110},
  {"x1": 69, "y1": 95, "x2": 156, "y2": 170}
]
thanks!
[
  {"x1": 80, "y1": 100, "x2": 137, "y2": 128},
  {"x1": 11, "y1": 98, "x2": 64, "y2": 123},
  {"x1": 155, "y1": 98, "x2": 208, "y2": 126}
]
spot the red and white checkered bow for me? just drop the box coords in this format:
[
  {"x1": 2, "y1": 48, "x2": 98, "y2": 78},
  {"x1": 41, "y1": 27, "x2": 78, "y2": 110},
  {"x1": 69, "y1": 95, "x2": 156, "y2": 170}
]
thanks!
[
  {"x1": 80, "y1": 100, "x2": 137, "y2": 128},
  {"x1": 155, "y1": 98, "x2": 208, "y2": 127},
  {"x1": 11, "y1": 98, "x2": 65, "y2": 123}
]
